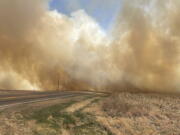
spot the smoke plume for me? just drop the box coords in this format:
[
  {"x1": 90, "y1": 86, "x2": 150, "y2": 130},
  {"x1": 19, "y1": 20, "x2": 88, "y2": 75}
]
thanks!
[{"x1": 0, "y1": 0, "x2": 180, "y2": 93}]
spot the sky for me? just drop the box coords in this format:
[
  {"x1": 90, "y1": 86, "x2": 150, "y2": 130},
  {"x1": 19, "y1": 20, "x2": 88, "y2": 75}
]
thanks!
[{"x1": 49, "y1": 0, "x2": 122, "y2": 30}]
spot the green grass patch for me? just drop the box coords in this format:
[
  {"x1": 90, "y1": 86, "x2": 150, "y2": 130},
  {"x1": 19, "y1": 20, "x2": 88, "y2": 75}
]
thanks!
[
  {"x1": 23, "y1": 97, "x2": 112, "y2": 135},
  {"x1": 24, "y1": 100, "x2": 76, "y2": 128},
  {"x1": 73, "y1": 112, "x2": 112, "y2": 135}
]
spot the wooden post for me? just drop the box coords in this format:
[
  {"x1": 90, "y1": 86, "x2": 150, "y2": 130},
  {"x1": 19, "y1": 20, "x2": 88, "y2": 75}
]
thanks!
[{"x1": 58, "y1": 78, "x2": 60, "y2": 90}]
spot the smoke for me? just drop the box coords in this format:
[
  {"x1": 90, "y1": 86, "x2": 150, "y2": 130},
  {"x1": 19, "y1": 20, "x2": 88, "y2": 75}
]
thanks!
[
  {"x1": 0, "y1": 0, "x2": 180, "y2": 93},
  {"x1": 0, "y1": 71, "x2": 34, "y2": 90},
  {"x1": 0, "y1": 0, "x2": 108, "y2": 90},
  {"x1": 110, "y1": 0, "x2": 180, "y2": 93}
]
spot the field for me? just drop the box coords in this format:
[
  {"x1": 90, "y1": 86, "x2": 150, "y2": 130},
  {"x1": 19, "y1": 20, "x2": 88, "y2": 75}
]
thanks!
[
  {"x1": 99, "y1": 92, "x2": 180, "y2": 135},
  {"x1": 0, "y1": 91, "x2": 179, "y2": 135}
]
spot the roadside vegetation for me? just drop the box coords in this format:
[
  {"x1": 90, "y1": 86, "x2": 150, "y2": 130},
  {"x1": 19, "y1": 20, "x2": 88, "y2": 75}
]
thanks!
[
  {"x1": 0, "y1": 94, "x2": 112, "y2": 135},
  {"x1": 24, "y1": 95, "x2": 112, "y2": 135},
  {"x1": 0, "y1": 92, "x2": 179, "y2": 135}
]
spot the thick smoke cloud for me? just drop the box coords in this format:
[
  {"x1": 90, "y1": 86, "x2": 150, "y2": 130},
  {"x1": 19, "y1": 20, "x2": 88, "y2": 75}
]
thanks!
[
  {"x1": 0, "y1": 0, "x2": 180, "y2": 93},
  {"x1": 111, "y1": 0, "x2": 180, "y2": 92},
  {"x1": 0, "y1": 0, "x2": 108, "y2": 90}
]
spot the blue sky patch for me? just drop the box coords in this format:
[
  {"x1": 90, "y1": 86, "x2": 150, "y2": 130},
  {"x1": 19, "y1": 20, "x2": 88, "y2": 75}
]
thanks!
[{"x1": 49, "y1": 0, "x2": 122, "y2": 30}]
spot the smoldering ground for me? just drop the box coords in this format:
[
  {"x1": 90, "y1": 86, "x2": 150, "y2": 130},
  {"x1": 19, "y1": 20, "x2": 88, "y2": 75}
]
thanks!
[{"x1": 0, "y1": 0, "x2": 180, "y2": 93}]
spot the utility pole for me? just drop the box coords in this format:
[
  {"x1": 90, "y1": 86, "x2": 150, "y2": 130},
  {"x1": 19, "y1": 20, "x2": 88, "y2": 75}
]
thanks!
[{"x1": 58, "y1": 78, "x2": 60, "y2": 90}]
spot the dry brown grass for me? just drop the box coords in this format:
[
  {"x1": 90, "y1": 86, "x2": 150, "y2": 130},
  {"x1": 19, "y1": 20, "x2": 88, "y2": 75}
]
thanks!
[
  {"x1": 0, "y1": 92, "x2": 179, "y2": 135},
  {"x1": 100, "y1": 92, "x2": 180, "y2": 135}
]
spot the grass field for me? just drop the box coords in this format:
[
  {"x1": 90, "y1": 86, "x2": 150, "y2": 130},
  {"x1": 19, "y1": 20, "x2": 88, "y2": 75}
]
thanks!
[{"x1": 0, "y1": 91, "x2": 179, "y2": 135}]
